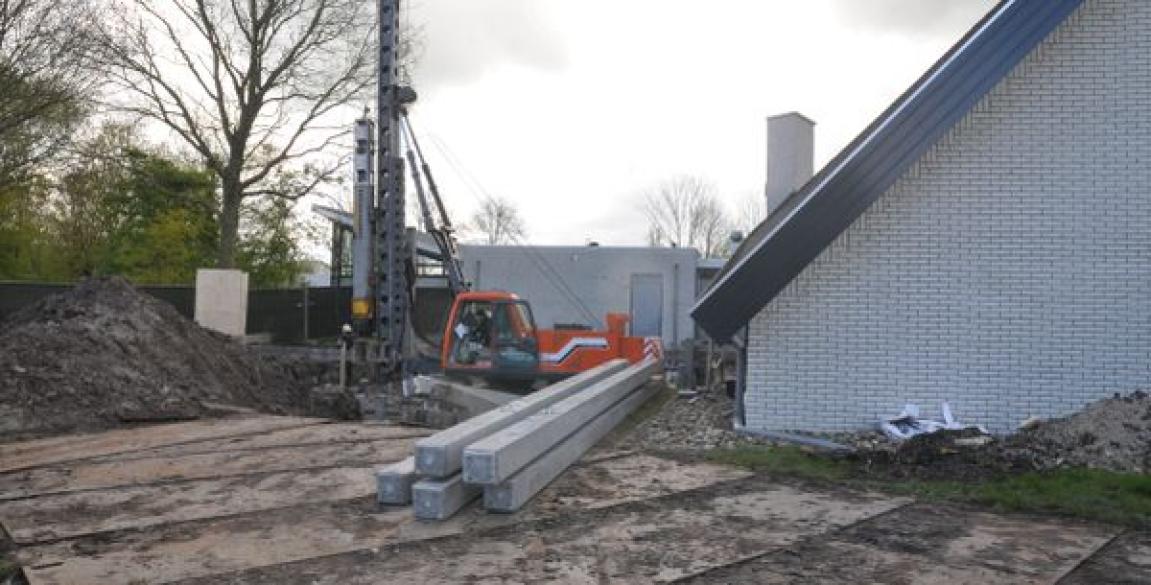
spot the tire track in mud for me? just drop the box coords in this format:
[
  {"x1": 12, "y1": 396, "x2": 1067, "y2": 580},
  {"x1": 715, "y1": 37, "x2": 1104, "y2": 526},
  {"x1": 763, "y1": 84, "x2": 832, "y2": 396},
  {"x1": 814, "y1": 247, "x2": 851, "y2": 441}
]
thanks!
[
  {"x1": 668, "y1": 500, "x2": 917, "y2": 583},
  {"x1": 673, "y1": 502, "x2": 1122, "y2": 584}
]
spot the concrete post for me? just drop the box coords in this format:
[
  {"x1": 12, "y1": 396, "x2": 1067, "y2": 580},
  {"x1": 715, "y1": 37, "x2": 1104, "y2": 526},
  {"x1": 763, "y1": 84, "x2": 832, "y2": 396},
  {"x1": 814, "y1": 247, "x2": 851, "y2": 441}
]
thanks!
[
  {"x1": 412, "y1": 473, "x2": 481, "y2": 520},
  {"x1": 484, "y1": 380, "x2": 661, "y2": 513},
  {"x1": 414, "y1": 360, "x2": 627, "y2": 478},
  {"x1": 462, "y1": 360, "x2": 658, "y2": 485},
  {"x1": 194, "y1": 269, "x2": 249, "y2": 337},
  {"x1": 375, "y1": 456, "x2": 417, "y2": 505}
]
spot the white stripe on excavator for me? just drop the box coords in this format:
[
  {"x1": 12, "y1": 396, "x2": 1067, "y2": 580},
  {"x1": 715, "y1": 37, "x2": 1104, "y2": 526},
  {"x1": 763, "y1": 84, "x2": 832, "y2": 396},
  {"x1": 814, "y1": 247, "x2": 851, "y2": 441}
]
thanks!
[{"x1": 540, "y1": 337, "x2": 609, "y2": 363}]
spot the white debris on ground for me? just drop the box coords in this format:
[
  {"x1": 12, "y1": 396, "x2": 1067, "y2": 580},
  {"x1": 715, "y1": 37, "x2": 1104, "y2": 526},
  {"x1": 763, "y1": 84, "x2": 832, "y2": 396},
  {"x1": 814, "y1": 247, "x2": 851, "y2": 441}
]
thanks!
[{"x1": 879, "y1": 402, "x2": 989, "y2": 441}]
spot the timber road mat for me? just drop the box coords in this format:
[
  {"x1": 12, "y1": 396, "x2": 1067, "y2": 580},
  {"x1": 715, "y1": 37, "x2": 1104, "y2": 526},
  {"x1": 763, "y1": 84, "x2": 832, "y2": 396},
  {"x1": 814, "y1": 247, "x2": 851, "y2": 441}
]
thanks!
[{"x1": 1, "y1": 415, "x2": 1148, "y2": 584}]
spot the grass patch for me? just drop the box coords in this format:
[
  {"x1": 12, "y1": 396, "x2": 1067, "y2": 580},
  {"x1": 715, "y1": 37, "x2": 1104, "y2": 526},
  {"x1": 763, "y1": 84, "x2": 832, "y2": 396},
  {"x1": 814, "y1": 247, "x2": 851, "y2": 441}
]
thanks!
[
  {"x1": 891, "y1": 469, "x2": 1151, "y2": 528},
  {"x1": 708, "y1": 445, "x2": 852, "y2": 482},
  {"x1": 711, "y1": 445, "x2": 1151, "y2": 528}
]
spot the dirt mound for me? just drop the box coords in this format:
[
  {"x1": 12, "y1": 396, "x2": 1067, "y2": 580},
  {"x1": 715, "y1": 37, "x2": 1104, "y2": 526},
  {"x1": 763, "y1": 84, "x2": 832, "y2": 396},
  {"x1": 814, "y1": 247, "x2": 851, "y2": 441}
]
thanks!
[
  {"x1": 849, "y1": 428, "x2": 1008, "y2": 481},
  {"x1": 1004, "y1": 391, "x2": 1151, "y2": 473},
  {"x1": 853, "y1": 392, "x2": 1151, "y2": 478},
  {"x1": 0, "y1": 277, "x2": 358, "y2": 439}
]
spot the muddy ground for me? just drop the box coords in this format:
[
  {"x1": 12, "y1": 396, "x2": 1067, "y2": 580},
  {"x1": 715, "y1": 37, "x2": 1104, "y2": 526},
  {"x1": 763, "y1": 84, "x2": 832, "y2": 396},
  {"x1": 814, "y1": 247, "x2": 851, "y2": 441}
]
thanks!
[
  {"x1": 0, "y1": 411, "x2": 1147, "y2": 584},
  {"x1": 679, "y1": 502, "x2": 1129, "y2": 584}
]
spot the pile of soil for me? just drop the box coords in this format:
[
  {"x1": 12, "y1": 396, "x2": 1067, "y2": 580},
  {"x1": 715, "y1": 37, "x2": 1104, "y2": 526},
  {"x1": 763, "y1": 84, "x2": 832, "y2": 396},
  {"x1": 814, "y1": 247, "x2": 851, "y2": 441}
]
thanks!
[
  {"x1": 0, "y1": 277, "x2": 358, "y2": 439},
  {"x1": 852, "y1": 428, "x2": 1009, "y2": 481},
  {"x1": 1005, "y1": 391, "x2": 1151, "y2": 473},
  {"x1": 855, "y1": 391, "x2": 1151, "y2": 478}
]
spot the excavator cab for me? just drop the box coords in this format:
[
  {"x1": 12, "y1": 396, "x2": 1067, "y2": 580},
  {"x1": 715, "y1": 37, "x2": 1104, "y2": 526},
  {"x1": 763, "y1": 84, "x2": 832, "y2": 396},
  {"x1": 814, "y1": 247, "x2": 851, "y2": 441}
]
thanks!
[{"x1": 442, "y1": 292, "x2": 540, "y2": 384}]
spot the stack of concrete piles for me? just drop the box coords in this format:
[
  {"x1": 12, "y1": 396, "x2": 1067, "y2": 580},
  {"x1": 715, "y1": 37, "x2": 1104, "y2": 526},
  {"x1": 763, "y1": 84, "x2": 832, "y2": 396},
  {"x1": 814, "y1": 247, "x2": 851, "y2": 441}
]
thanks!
[{"x1": 375, "y1": 358, "x2": 660, "y2": 520}]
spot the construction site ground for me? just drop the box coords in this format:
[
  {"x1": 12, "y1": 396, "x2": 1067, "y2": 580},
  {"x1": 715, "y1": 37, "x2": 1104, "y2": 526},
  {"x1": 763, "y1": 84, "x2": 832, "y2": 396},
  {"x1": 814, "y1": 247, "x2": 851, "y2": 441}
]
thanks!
[{"x1": 2, "y1": 411, "x2": 1149, "y2": 584}]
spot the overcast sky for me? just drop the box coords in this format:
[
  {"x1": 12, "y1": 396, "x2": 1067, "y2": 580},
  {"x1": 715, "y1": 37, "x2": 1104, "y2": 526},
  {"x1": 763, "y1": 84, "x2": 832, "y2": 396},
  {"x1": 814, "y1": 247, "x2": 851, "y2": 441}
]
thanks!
[{"x1": 388, "y1": 0, "x2": 997, "y2": 246}]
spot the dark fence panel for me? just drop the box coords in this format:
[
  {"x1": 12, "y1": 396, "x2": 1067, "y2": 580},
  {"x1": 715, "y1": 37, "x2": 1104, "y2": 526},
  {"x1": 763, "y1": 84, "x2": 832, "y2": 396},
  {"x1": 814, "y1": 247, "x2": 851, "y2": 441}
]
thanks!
[
  {"x1": 143, "y1": 287, "x2": 196, "y2": 317},
  {"x1": 244, "y1": 286, "x2": 353, "y2": 344},
  {"x1": 0, "y1": 281, "x2": 353, "y2": 344},
  {"x1": 0, "y1": 282, "x2": 71, "y2": 321},
  {"x1": 306, "y1": 286, "x2": 353, "y2": 341},
  {"x1": 0, "y1": 282, "x2": 197, "y2": 321}
]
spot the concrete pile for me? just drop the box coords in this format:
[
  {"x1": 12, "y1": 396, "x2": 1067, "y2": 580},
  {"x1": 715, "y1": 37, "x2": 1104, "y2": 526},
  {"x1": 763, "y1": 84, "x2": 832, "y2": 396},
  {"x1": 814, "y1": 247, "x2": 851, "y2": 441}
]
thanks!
[
  {"x1": 376, "y1": 358, "x2": 660, "y2": 519},
  {"x1": 0, "y1": 277, "x2": 359, "y2": 439}
]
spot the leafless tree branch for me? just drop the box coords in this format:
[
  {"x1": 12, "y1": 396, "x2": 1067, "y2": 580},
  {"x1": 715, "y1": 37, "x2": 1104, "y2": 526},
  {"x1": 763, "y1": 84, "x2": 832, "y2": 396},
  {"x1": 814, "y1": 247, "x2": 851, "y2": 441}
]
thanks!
[
  {"x1": 641, "y1": 175, "x2": 732, "y2": 258},
  {"x1": 96, "y1": 0, "x2": 415, "y2": 267}
]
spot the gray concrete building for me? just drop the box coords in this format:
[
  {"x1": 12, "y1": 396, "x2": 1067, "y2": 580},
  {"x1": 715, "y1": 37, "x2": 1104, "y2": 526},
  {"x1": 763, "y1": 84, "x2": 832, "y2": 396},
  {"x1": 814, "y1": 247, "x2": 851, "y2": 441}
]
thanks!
[
  {"x1": 694, "y1": 0, "x2": 1149, "y2": 434},
  {"x1": 460, "y1": 245, "x2": 699, "y2": 349}
]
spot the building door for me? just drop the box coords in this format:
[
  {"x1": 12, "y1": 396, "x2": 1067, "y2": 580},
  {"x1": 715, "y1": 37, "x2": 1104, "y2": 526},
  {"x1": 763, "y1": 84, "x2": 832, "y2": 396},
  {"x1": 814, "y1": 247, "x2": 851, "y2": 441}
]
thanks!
[{"x1": 629, "y1": 274, "x2": 663, "y2": 338}]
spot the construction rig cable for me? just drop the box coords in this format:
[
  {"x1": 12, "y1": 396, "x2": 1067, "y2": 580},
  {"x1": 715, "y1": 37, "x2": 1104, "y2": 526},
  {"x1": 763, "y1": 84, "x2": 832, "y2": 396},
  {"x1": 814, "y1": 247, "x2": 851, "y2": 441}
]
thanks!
[
  {"x1": 430, "y1": 137, "x2": 600, "y2": 327},
  {"x1": 423, "y1": 134, "x2": 603, "y2": 328}
]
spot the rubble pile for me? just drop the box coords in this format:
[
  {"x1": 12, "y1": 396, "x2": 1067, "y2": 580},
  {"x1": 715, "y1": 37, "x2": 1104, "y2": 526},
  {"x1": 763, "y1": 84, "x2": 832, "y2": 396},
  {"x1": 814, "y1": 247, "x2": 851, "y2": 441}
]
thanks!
[
  {"x1": 855, "y1": 392, "x2": 1151, "y2": 477},
  {"x1": 1005, "y1": 391, "x2": 1151, "y2": 473},
  {"x1": 628, "y1": 379, "x2": 1151, "y2": 476},
  {"x1": 0, "y1": 277, "x2": 358, "y2": 439},
  {"x1": 628, "y1": 387, "x2": 769, "y2": 451}
]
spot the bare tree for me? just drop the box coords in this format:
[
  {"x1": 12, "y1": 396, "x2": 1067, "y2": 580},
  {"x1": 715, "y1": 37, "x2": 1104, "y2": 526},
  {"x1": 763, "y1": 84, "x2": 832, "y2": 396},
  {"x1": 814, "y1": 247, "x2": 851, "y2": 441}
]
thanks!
[
  {"x1": 97, "y1": 0, "x2": 386, "y2": 267},
  {"x1": 0, "y1": 1, "x2": 99, "y2": 186},
  {"x1": 641, "y1": 175, "x2": 730, "y2": 257},
  {"x1": 468, "y1": 195, "x2": 526, "y2": 245},
  {"x1": 732, "y1": 191, "x2": 766, "y2": 237}
]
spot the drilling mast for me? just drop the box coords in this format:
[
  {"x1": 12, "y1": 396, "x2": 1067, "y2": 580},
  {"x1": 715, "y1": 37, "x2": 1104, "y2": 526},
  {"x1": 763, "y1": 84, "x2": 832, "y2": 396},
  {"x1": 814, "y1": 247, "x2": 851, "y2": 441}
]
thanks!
[{"x1": 375, "y1": 0, "x2": 409, "y2": 381}]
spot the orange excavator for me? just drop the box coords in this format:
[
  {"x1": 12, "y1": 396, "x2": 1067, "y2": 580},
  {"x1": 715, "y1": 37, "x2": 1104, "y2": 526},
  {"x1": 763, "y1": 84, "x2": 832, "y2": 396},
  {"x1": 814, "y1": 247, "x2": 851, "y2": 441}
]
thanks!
[{"x1": 440, "y1": 291, "x2": 661, "y2": 385}]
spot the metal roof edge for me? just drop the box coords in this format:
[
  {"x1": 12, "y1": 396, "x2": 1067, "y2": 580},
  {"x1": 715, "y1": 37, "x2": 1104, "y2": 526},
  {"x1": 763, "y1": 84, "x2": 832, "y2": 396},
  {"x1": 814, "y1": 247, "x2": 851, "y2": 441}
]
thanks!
[{"x1": 692, "y1": 0, "x2": 1086, "y2": 342}]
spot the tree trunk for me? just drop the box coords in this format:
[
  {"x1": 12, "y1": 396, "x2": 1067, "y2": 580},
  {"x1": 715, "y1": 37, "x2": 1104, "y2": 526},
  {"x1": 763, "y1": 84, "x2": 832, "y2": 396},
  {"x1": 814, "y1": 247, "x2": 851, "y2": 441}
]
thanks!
[{"x1": 216, "y1": 178, "x2": 242, "y2": 268}]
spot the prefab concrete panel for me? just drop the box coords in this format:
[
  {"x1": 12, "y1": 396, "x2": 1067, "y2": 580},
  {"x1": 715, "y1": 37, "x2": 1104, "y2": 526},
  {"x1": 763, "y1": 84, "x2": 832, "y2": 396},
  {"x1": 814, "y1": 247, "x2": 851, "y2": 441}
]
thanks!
[{"x1": 194, "y1": 269, "x2": 249, "y2": 337}]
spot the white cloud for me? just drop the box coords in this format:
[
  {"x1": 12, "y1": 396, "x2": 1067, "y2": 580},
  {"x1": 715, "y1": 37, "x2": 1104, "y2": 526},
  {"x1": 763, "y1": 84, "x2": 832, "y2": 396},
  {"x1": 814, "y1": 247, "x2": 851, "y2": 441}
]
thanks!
[
  {"x1": 831, "y1": 0, "x2": 996, "y2": 37},
  {"x1": 396, "y1": 0, "x2": 1000, "y2": 246},
  {"x1": 407, "y1": 0, "x2": 569, "y2": 93}
]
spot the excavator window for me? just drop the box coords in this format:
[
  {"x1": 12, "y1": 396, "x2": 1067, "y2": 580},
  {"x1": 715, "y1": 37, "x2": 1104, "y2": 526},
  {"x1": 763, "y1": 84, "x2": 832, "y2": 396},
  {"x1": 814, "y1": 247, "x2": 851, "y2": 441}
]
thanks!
[
  {"x1": 497, "y1": 301, "x2": 537, "y2": 341},
  {"x1": 449, "y1": 301, "x2": 494, "y2": 365},
  {"x1": 447, "y1": 300, "x2": 538, "y2": 367}
]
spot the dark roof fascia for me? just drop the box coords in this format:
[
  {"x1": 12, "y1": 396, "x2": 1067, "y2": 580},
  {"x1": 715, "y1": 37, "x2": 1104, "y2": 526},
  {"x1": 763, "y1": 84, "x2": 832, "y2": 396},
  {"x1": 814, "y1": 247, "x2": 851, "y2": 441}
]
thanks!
[{"x1": 691, "y1": 0, "x2": 1085, "y2": 342}]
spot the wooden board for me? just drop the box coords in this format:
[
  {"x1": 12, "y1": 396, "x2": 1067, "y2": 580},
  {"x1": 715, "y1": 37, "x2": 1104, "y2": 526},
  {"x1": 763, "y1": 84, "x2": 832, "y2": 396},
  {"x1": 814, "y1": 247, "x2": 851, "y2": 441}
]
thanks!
[
  {"x1": 0, "y1": 416, "x2": 324, "y2": 473},
  {"x1": 14, "y1": 453, "x2": 755, "y2": 585},
  {"x1": 0, "y1": 438, "x2": 419, "y2": 500}
]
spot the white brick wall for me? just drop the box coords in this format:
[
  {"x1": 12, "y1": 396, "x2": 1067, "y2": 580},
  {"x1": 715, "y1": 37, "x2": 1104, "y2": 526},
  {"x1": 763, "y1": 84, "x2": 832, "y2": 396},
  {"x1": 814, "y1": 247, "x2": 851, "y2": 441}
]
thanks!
[{"x1": 746, "y1": 0, "x2": 1151, "y2": 434}]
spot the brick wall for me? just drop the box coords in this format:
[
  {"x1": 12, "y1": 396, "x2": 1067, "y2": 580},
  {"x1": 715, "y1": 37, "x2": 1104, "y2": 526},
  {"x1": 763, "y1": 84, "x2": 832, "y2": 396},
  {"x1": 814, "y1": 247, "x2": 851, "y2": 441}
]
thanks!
[{"x1": 746, "y1": 0, "x2": 1151, "y2": 433}]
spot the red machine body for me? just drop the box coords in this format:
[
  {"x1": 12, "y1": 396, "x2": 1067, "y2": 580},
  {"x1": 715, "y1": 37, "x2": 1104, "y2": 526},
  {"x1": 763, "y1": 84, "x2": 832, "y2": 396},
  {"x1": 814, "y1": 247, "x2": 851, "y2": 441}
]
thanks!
[{"x1": 440, "y1": 290, "x2": 662, "y2": 385}]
